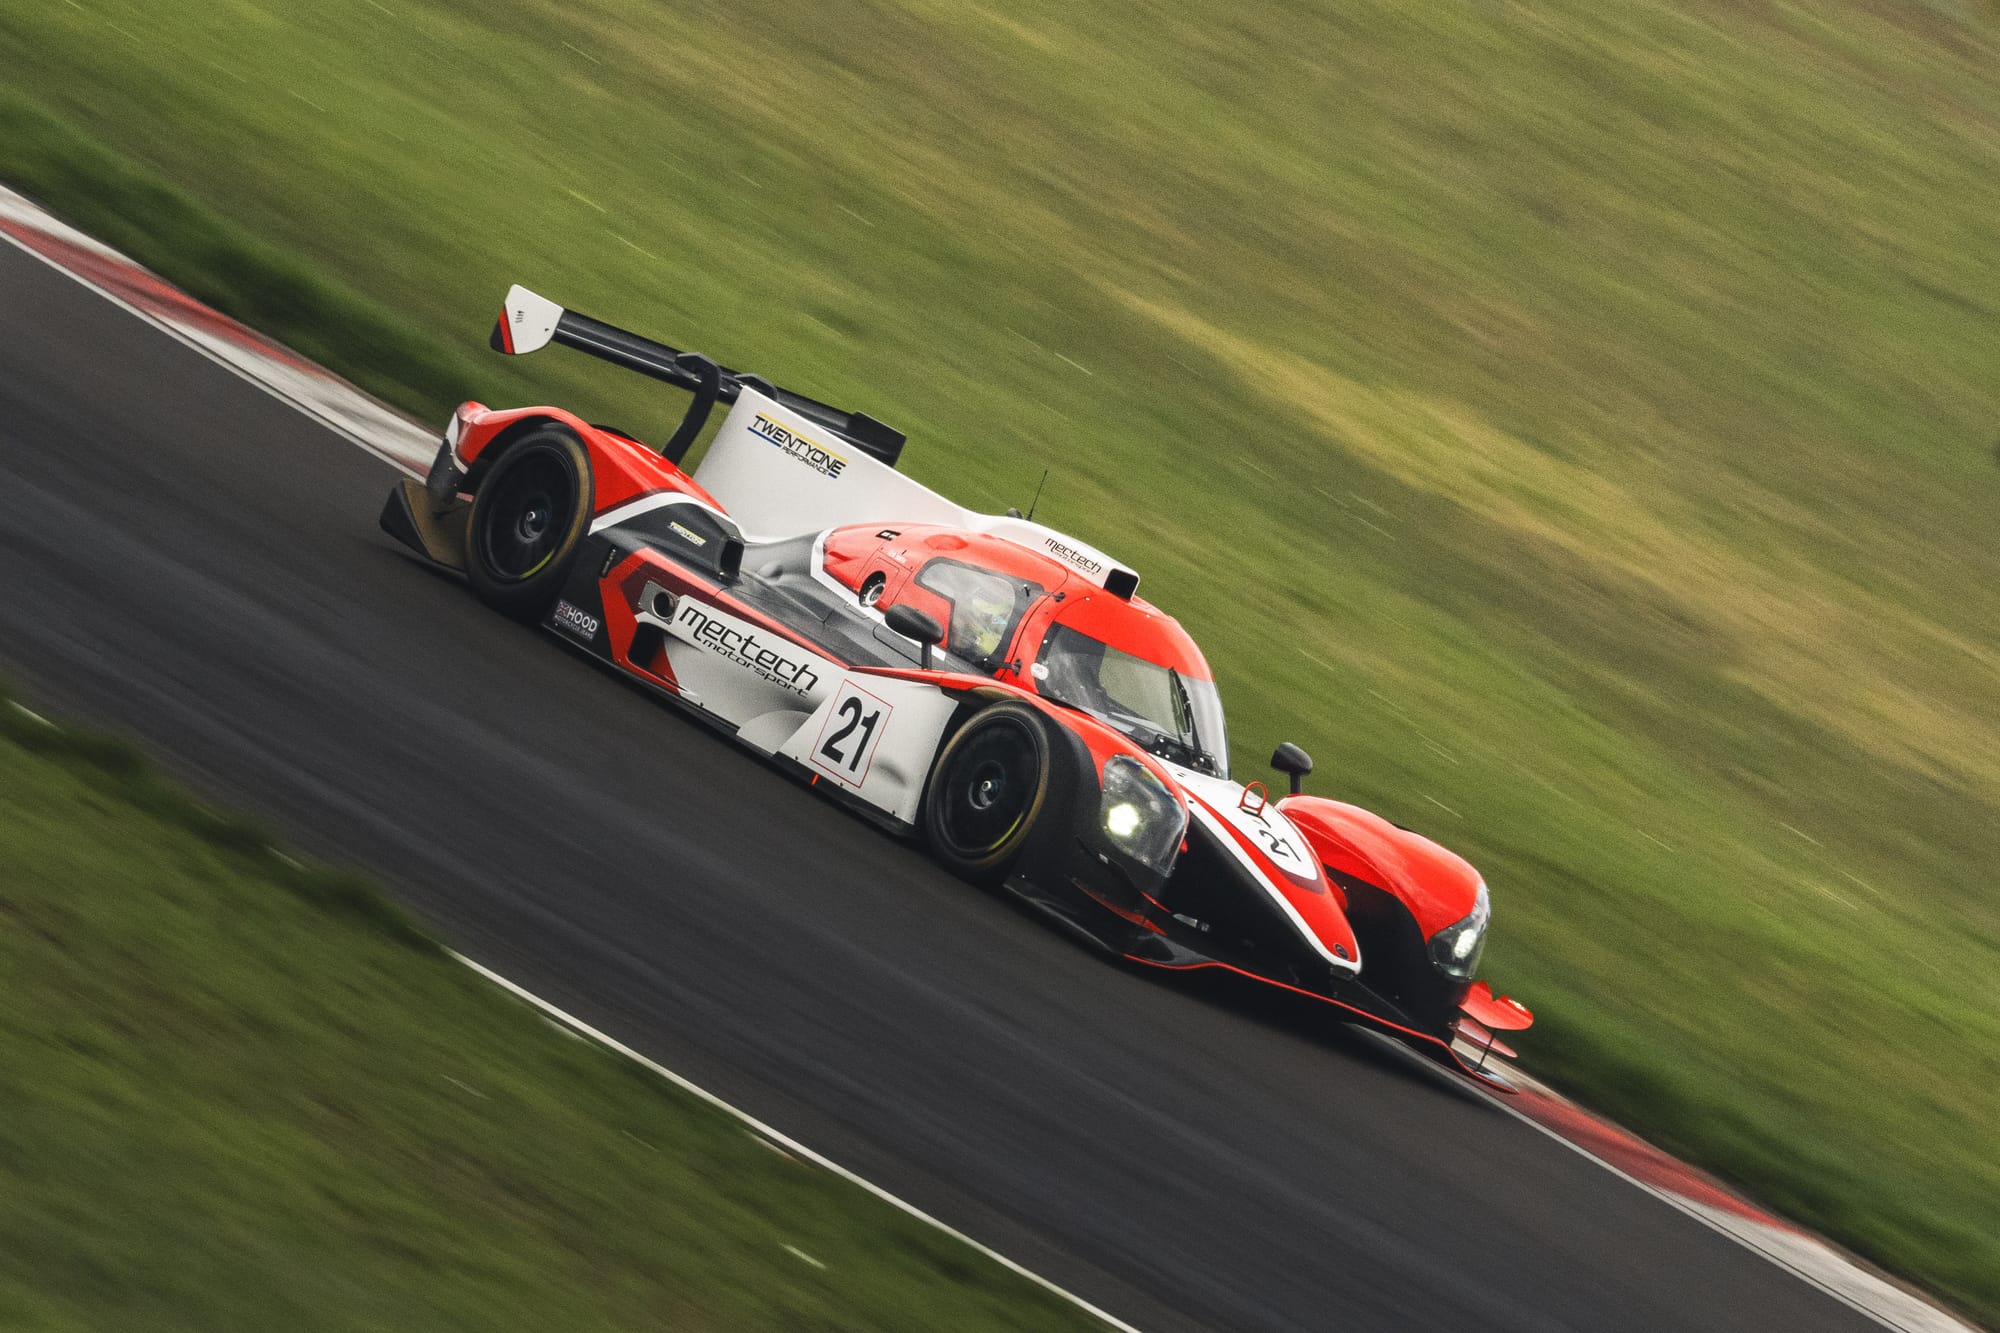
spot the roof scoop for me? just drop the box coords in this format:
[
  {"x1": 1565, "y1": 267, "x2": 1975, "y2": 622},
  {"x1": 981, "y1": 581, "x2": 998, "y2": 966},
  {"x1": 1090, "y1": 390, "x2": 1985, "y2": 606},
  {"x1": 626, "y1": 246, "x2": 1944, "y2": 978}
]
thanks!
[{"x1": 976, "y1": 515, "x2": 1140, "y2": 599}]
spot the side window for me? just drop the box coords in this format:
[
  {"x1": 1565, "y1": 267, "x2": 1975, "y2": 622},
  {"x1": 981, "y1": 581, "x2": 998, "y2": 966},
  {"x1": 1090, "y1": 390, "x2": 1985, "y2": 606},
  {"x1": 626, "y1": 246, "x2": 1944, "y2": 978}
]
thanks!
[{"x1": 914, "y1": 560, "x2": 1040, "y2": 667}]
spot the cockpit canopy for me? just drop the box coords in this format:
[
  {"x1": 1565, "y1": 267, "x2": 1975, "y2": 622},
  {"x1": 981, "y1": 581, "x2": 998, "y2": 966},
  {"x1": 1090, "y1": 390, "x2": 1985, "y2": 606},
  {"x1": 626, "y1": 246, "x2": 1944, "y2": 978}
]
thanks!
[
  {"x1": 1032, "y1": 620, "x2": 1228, "y2": 777},
  {"x1": 911, "y1": 557, "x2": 1043, "y2": 670},
  {"x1": 820, "y1": 523, "x2": 1230, "y2": 776}
]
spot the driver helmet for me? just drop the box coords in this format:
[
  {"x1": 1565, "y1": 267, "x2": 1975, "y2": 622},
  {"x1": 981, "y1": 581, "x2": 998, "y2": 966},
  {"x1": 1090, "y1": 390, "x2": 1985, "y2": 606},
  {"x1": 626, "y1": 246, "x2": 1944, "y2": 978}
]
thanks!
[{"x1": 959, "y1": 586, "x2": 1016, "y2": 659}]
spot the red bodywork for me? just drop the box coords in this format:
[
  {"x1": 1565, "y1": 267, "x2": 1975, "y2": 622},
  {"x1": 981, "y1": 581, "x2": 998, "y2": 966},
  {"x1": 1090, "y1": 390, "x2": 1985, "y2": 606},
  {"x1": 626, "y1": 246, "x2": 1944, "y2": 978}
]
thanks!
[
  {"x1": 450, "y1": 402, "x2": 726, "y2": 515},
  {"x1": 1279, "y1": 797, "x2": 1482, "y2": 940},
  {"x1": 432, "y1": 398, "x2": 1528, "y2": 1088},
  {"x1": 821, "y1": 524, "x2": 1213, "y2": 688}
]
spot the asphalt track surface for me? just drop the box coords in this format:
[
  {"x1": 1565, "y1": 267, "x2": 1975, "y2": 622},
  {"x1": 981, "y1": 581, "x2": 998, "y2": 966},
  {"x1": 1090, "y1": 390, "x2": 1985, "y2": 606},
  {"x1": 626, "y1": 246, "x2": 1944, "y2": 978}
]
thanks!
[{"x1": 0, "y1": 238, "x2": 1879, "y2": 1333}]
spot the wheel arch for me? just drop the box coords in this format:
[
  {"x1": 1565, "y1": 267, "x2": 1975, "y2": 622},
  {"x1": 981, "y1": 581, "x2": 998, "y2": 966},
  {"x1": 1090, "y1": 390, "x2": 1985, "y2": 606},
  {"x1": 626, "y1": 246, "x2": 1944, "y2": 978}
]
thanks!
[
  {"x1": 1328, "y1": 869, "x2": 1469, "y2": 1034},
  {"x1": 1277, "y1": 795, "x2": 1483, "y2": 940},
  {"x1": 920, "y1": 693, "x2": 1097, "y2": 886},
  {"x1": 457, "y1": 407, "x2": 714, "y2": 519},
  {"x1": 460, "y1": 411, "x2": 588, "y2": 494}
]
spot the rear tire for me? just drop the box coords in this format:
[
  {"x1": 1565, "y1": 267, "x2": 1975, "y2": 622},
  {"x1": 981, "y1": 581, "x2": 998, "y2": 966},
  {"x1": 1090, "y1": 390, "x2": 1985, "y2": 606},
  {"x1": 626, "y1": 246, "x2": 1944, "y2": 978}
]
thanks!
[
  {"x1": 464, "y1": 428, "x2": 593, "y2": 621},
  {"x1": 923, "y1": 703, "x2": 1055, "y2": 885}
]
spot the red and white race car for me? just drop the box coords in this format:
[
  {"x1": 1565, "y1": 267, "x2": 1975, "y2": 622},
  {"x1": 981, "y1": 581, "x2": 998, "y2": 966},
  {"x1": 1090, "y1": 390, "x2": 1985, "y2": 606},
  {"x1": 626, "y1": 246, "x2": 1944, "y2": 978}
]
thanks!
[{"x1": 381, "y1": 286, "x2": 1532, "y2": 1088}]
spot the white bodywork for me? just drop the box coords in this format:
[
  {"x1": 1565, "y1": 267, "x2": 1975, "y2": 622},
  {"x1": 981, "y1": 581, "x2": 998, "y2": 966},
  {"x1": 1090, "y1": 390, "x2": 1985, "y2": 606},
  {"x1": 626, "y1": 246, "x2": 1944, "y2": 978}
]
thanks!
[
  {"x1": 503, "y1": 289, "x2": 1356, "y2": 966},
  {"x1": 672, "y1": 391, "x2": 1355, "y2": 965},
  {"x1": 775, "y1": 675, "x2": 962, "y2": 820},
  {"x1": 570, "y1": 382, "x2": 1132, "y2": 834},
  {"x1": 615, "y1": 577, "x2": 958, "y2": 825},
  {"x1": 694, "y1": 387, "x2": 1138, "y2": 593},
  {"x1": 1167, "y1": 766, "x2": 1361, "y2": 974},
  {"x1": 499, "y1": 287, "x2": 564, "y2": 354}
]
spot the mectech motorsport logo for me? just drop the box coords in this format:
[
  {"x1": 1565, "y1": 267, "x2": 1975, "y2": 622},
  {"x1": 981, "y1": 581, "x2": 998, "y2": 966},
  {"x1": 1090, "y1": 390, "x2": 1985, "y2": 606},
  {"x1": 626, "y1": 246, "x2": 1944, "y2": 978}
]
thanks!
[
  {"x1": 750, "y1": 413, "x2": 847, "y2": 479},
  {"x1": 673, "y1": 601, "x2": 823, "y2": 698},
  {"x1": 1042, "y1": 535, "x2": 1104, "y2": 577}
]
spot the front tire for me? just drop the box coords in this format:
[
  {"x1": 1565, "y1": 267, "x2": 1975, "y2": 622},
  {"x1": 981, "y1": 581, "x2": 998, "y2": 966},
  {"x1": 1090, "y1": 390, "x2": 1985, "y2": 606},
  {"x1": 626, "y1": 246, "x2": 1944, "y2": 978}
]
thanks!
[
  {"x1": 923, "y1": 703, "x2": 1055, "y2": 885},
  {"x1": 464, "y1": 428, "x2": 594, "y2": 621}
]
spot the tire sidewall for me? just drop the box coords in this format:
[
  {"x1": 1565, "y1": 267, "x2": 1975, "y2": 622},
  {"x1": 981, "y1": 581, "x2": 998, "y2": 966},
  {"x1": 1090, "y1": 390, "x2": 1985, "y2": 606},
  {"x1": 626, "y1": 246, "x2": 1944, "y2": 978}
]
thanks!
[
  {"x1": 923, "y1": 702, "x2": 1056, "y2": 883},
  {"x1": 465, "y1": 429, "x2": 594, "y2": 621}
]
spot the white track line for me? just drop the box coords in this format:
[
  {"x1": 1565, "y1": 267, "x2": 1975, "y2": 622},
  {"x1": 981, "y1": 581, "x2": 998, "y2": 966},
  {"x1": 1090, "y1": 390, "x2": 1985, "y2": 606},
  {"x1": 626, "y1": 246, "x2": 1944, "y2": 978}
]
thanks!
[
  {"x1": 1382, "y1": 1024, "x2": 1972, "y2": 1333},
  {"x1": 0, "y1": 186, "x2": 434, "y2": 478},
  {"x1": 0, "y1": 184, "x2": 1142, "y2": 1333},
  {"x1": 0, "y1": 183, "x2": 1975, "y2": 1333},
  {"x1": 1476, "y1": 1086, "x2": 1966, "y2": 1333},
  {"x1": 454, "y1": 955, "x2": 1143, "y2": 1332}
]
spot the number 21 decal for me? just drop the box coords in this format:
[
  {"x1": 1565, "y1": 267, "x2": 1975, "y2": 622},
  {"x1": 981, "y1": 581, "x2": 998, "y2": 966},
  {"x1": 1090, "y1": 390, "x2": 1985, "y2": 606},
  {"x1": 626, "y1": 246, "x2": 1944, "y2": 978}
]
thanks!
[
  {"x1": 1254, "y1": 825, "x2": 1300, "y2": 861},
  {"x1": 814, "y1": 681, "x2": 892, "y2": 785}
]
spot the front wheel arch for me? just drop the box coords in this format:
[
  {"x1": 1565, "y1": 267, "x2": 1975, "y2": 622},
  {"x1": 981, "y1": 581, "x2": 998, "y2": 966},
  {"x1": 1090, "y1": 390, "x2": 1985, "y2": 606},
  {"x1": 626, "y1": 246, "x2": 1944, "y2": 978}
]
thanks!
[
  {"x1": 921, "y1": 701, "x2": 1087, "y2": 886},
  {"x1": 1336, "y1": 873, "x2": 1469, "y2": 1036}
]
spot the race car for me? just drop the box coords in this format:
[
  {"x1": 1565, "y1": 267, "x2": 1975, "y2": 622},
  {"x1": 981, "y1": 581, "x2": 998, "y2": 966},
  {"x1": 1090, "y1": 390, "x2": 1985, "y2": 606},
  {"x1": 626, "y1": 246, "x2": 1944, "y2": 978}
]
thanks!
[{"x1": 380, "y1": 286, "x2": 1534, "y2": 1089}]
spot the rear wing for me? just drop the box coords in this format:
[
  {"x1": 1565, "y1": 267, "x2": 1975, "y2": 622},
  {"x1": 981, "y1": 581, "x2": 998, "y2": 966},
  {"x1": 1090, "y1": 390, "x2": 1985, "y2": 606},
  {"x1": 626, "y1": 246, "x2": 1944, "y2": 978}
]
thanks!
[
  {"x1": 490, "y1": 286, "x2": 1141, "y2": 592},
  {"x1": 490, "y1": 285, "x2": 905, "y2": 468}
]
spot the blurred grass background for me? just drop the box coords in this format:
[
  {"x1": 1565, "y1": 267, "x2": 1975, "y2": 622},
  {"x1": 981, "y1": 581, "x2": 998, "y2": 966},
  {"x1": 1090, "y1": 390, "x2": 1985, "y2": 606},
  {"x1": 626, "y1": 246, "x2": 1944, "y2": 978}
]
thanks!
[
  {"x1": 0, "y1": 701, "x2": 1100, "y2": 1331},
  {"x1": 2, "y1": 0, "x2": 1997, "y2": 1320}
]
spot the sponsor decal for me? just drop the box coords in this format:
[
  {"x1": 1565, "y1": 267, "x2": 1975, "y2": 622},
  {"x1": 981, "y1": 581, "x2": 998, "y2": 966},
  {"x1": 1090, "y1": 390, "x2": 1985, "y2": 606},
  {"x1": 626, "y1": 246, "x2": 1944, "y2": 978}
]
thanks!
[
  {"x1": 750, "y1": 412, "x2": 847, "y2": 479},
  {"x1": 812, "y1": 681, "x2": 894, "y2": 786},
  {"x1": 1041, "y1": 535, "x2": 1104, "y2": 576},
  {"x1": 672, "y1": 601, "x2": 823, "y2": 697},
  {"x1": 1253, "y1": 824, "x2": 1303, "y2": 863},
  {"x1": 553, "y1": 600, "x2": 600, "y2": 640},
  {"x1": 667, "y1": 520, "x2": 709, "y2": 547}
]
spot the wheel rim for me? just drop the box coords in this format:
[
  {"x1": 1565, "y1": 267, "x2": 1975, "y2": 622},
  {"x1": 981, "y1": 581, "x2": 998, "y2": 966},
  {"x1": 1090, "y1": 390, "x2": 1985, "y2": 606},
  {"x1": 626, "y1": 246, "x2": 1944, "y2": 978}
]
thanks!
[
  {"x1": 479, "y1": 451, "x2": 574, "y2": 581},
  {"x1": 936, "y1": 719, "x2": 1040, "y2": 858}
]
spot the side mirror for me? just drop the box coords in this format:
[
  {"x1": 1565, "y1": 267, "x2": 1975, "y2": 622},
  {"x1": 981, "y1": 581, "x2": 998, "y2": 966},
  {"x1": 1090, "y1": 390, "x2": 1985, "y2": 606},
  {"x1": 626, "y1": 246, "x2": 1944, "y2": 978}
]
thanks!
[
  {"x1": 1271, "y1": 742, "x2": 1314, "y2": 796},
  {"x1": 884, "y1": 603, "x2": 945, "y2": 669}
]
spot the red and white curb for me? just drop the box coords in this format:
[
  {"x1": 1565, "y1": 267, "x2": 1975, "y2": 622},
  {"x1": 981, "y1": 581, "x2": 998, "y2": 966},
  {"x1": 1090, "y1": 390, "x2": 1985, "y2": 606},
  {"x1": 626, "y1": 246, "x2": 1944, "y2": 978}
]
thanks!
[
  {"x1": 0, "y1": 187, "x2": 435, "y2": 479},
  {"x1": 1482, "y1": 1057, "x2": 1972, "y2": 1333},
  {"x1": 0, "y1": 181, "x2": 1977, "y2": 1333}
]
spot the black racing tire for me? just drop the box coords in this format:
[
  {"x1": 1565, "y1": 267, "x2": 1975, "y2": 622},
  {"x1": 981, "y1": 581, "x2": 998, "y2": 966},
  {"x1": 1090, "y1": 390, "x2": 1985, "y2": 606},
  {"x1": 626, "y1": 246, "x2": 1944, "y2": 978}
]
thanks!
[
  {"x1": 464, "y1": 428, "x2": 594, "y2": 621},
  {"x1": 923, "y1": 702, "x2": 1056, "y2": 885}
]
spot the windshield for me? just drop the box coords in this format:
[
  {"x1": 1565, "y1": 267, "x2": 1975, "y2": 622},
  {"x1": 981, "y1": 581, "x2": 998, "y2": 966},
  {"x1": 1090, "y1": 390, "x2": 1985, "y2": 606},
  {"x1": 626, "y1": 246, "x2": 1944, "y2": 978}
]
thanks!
[{"x1": 1034, "y1": 624, "x2": 1229, "y2": 777}]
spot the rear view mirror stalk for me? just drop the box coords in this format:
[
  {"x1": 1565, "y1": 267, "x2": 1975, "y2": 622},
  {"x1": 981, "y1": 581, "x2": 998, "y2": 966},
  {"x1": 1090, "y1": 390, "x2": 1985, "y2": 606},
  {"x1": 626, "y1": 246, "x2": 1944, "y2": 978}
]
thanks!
[
  {"x1": 885, "y1": 603, "x2": 945, "y2": 670},
  {"x1": 1271, "y1": 742, "x2": 1313, "y2": 796}
]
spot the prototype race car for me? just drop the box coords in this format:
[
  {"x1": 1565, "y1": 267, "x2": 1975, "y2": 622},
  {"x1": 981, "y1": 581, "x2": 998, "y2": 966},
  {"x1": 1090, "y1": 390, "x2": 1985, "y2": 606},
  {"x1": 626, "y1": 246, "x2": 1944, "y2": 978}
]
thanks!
[{"x1": 381, "y1": 286, "x2": 1533, "y2": 1088}]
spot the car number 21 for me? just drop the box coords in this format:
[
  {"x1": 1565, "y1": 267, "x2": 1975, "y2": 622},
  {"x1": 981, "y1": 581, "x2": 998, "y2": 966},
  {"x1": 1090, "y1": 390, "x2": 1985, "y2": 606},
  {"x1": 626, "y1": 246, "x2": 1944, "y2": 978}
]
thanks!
[{"x1": 813, "y1": 681, "x2": 893, "y2": 785}]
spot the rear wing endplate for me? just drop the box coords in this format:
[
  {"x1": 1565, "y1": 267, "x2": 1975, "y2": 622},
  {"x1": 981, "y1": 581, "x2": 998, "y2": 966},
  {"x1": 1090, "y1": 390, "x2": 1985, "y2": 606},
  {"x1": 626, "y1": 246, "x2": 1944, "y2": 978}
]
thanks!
[{"x1": 490, "y1": 284, "x2": 905, "y2": 468}]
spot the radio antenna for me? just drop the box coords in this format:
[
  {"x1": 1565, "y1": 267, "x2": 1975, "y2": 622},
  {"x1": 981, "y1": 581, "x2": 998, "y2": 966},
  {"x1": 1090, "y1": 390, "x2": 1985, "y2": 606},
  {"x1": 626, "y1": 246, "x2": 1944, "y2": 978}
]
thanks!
[{"x1": 1025, "y1": 468, "x2": 1049, "y2": 522}]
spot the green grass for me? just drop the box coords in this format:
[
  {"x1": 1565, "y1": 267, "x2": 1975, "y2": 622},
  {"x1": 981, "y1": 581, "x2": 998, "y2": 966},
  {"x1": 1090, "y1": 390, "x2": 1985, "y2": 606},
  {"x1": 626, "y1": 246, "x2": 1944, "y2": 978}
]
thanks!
[
  {"x1": 3, "y1": 0, "x2": 1998, "y2": 1321},
  {"x1": 0, "y1": 698, "x2": 1101, "y2": 1331}
]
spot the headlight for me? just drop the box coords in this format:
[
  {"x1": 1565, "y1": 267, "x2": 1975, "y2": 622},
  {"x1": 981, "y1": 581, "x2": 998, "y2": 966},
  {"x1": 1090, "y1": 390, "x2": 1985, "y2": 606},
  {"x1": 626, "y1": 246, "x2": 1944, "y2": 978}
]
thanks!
[
  {"x1": 1098, "y1": 756, "x2": 1186, "y2": 875},
  {"x1": 1429, "y1": 879, "x2": 1490, "y2": 980}
]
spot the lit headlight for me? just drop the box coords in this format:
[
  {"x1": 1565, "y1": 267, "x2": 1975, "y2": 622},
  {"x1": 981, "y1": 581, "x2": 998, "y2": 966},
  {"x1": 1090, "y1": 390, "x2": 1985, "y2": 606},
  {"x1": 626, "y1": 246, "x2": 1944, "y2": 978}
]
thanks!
[
  {"x1": 1098, "y1": 756, "x2": 1186, "y2": 875},
  {"x1": 1429, "y1": 879, "x2": 1490, "y2": 980}
]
